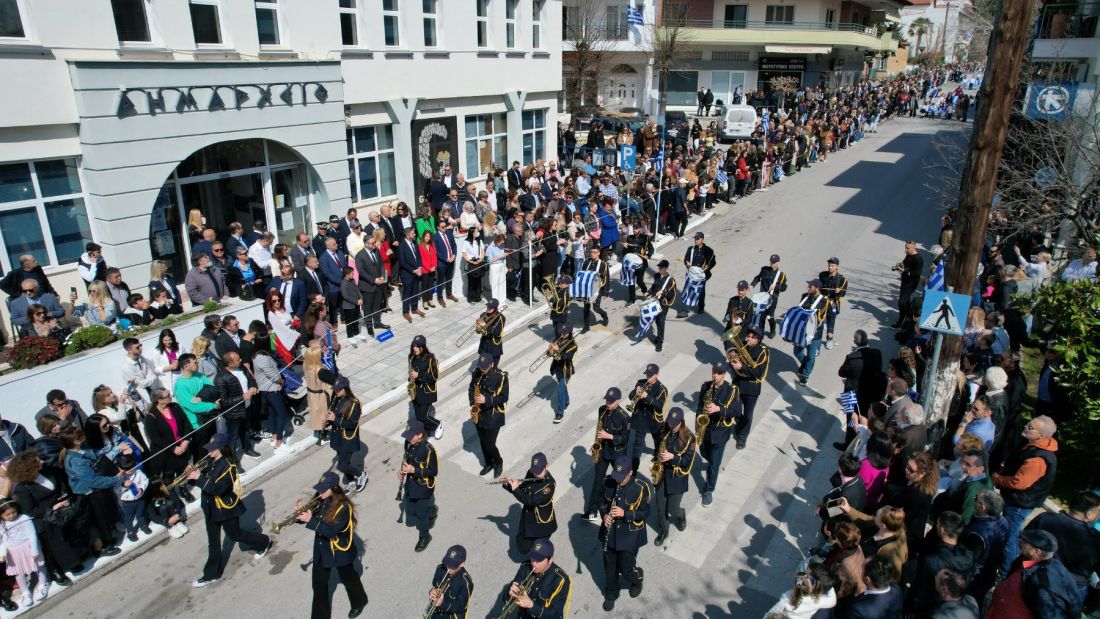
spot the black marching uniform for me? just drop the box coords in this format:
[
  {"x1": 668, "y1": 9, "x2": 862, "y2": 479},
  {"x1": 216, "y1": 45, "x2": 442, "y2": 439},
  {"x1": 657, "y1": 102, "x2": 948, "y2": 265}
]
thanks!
[
  {"x1": 503, "y1": 473, "x2": 557, "y2": 554},
  {"x1": 478, "y1": 312, "x2": 506, "y2": 365},
  {"x1": 428, "y1": 564, "x2": 473, "y2": 618},
  {"x1": 648, "y1": 272, "x2": 677, "y2": 351},
  {"x1": 584, "y1": 405, "x2": 632, "y2": 517},
  {"x1": 723, "y1": 293, "x2": 754, "y2": 335},
  {"x1": 547, "y1": 285, "x2": 571, "y2": 336},
  {"x1": 508, "y1": 561, "x2": 573, "y2": 619},
  {"x1": 750, "y1": 265, "x2": 788, "y2": 335},
  {"x1": 329, "y1": 394, "x2": 364, "y2": 483},
  {"x1": 622, "y1": 232, "x2": 652, "y2": 304},
  {"x1": 307, "y1": 499, "x2": 369, "y2": 619},
  {"x1": 629, "y1": 379, "x2": 668, "y2": 472},
  {"x1": 817, "y1": 270, "x2": 848, "y2": 338},
  {"x1": 600, "y1": 476, "x2": 653, "y2": 602},
  {"x1": 697, "y1": 380, "x2": 741, "y2": 494},
  {"x1": 409, "y1": 352, "x2": 440, "y2": 435},
  {"x1": 549, "y1": 335, "x2": 578, "y2": 418},
  {"x1": 654, "y1": 429, "x2": 696, "y2": 539},
  {"x1": 469, "y1": 368, "x2": 510, "y2": 472},
  {"x1": 731, "y1": 342, "x2": 770, "y2": 448},
  {"x1": 199, "y1": 457, "x2": 270, "y2": 581},
  {"x1": 403, "y1": 438, "x2": 439, "y2": 544},
  {"x1": 579, "y1": 255, "x2": 609, "y2": 329},
  {"x1": 682, "y1": 244, "x2": 716, "y2": 314}
]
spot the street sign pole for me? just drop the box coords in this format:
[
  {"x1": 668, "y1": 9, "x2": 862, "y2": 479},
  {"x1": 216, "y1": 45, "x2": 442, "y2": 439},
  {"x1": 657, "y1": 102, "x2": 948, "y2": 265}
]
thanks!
[{"x1": 922, "y1": 285, "x2": 952, "y2": 415}]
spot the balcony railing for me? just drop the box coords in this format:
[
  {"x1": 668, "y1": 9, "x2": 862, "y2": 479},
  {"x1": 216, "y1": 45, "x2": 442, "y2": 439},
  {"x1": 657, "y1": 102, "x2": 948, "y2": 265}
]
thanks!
[
  {"x1": 1037, "y1": 2, "x2": 1099, "y2": 39},
  {"x1": 564, "y1": 24, "x2": 630, "y2": 41},
  {"x1": 666, "y1": 18, "x2": 881, "y2": 37}
]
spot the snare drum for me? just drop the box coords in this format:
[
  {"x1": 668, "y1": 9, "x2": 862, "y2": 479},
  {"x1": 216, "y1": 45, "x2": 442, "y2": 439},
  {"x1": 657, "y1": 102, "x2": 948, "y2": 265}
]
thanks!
[
  {"x1": 751, "y1": 291, "x2": 773, "y2": 328},
  {"x1": 685, "y1": 266, "x2": 706, "y2": 284},
  {"x1": 623, "y1": 253, "x2": 643, "y2": 272}
]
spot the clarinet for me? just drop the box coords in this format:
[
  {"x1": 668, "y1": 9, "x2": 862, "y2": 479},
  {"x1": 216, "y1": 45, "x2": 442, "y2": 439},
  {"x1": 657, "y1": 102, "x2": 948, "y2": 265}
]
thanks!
[
  {"x1": 602, "y1": 483, "x2": 623, "y2": 553},
  {"x1": 396, "y1": 442, "x2": 413, "y2": 523}
]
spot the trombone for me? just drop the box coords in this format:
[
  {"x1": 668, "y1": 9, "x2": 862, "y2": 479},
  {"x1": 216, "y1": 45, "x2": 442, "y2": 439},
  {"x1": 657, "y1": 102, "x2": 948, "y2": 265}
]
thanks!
[
  {"x1": 455, "y1": 304, "x2": 508, "y2": 347},
  {"x1": 163, "y1": 455, "x2": 211, "y2": 493},
  {"x1": 528, "y1": 335, "x2": 571, "y2": 373},
  {"x1": 271, "y1": 495, "x2": 323, "y2": 534}
]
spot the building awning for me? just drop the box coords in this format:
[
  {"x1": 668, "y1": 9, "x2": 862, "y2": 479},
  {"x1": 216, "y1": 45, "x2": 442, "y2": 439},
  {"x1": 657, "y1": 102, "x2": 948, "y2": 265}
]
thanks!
[{"x1": 764, "y1": 45, "x2": 832, "y2": 55}]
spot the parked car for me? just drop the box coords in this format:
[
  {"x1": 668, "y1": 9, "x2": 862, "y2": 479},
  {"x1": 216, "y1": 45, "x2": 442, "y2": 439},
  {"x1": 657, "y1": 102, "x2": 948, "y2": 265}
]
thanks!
[
  {"x1": 663, "y1": 111, "x2": 689, "y2": 144},
  {"x1": 719, "y1": 104, "x2": 758, "y2": 142}
]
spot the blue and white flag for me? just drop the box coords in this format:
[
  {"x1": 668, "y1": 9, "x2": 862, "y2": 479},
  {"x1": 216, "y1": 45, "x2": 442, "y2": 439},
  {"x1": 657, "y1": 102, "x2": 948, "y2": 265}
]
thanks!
[
  {"x1": 637, "y1": 301, "x2": 661, "y2": 339},
  {"x1": 626, "y1": 5, "x2": 644, "y2": 26},
  {"x1": 926, "y1": 261, "x2": 945, "y2": 292},
  {"x1": 620, "y1": 262, "x2": 640, "y2": 287},
  {"x1": 840, "y1": 390, "x2": 858, "y2": 414},
  {"x1": 570, "y1": 270, "x2": 599, "y2": 300},
  {"x1": 679, "y1": 275, "x2": 704, "y2": 308},
  {"x1": 716, "y1": 167, "x2": 728, "y2": 185},
  {"x1": 322, "y1": 328, "x2": 336, "y2": 373},
  {"x1": 780, "y1": 306, "x2": 818, "y2": 347}
]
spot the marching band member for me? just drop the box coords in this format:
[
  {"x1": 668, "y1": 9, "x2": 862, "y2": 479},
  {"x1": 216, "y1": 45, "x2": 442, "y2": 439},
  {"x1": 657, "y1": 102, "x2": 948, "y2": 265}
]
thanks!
[
  {"x1": 731, "y1": 325, "x2": 770, "y2": 449},
  {"x1": 426, "y1": 545, "x2": 474, "y2": 618},
  {"x1": 723, "y1": 280, "x2": 754, "y2": 335},
  {"x1": 696, "y1": 363, "x2": 741, "y2": 506},
  {"x1": 621, "y1": 220, "x2": 652, "y2": 306},
  {"x1": 549, "y1": 324, "x2": 578, "y2": 423},
  {"x1": 584, "y1": 388, "x2": 632, "y2": 522},
  {"x1": 580, "y1": 245, "x2": 609, "y2": 332},
  {"x1": 600, "y1": 456, "x2": 652, "y2": 612},
  {"x1": 408, "y1": 335, "x2": 442, "y2": 439},
  {"x1": 676, "y1": 231, "x2": 716, "y2": 318},
  {"x1": 653, "y1": 408, "x2": 696, "y2": 547},
  {"x1": 399, "y1": 420, "x2": 438, "y2": 552},
  {"x1": 818, "y1": 257, "x2": 848, "y2": 348},
  {"x1": 502, "y1": 539, "x2": 572, "y2": 619},
  {"x1": 477, "y1": 298, "x2": 506, "y2": 365},
  {"x1": 500, "y1": 452, "x2": 557, "y2": 554},
  {"x1": 469, "y1": 353, "x2": 510, "y2": 477},
  {"x1": 298, "y1": 471, "x2": 368, "y2": 619},
  {"x1": 327, "y1": 377, "x2": 368, "y2": 492},
  {"x1": 629, "y1": 364, "x2": 669, "y2": 473},
  {"x1": 548, "y1": 274, "x2": 572, "y2": 336},
  {"x1": 190, "y1": 433, "x2": 271, "y2": 588},
  {"x1": 647, "y1": 260, "x2": 677, "y2": 353},
  {"x1": 750, "y1": 254, "x2": 788, "y2": 338},
  {"x1": 793, "y1": 280, "x2": 828, "y2": 385}
]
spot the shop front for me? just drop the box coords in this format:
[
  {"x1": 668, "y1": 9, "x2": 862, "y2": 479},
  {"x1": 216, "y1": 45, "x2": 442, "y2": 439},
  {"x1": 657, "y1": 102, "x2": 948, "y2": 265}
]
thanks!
[{"x1": 757, "y1": 56, "x2": 807, "y2": 90}]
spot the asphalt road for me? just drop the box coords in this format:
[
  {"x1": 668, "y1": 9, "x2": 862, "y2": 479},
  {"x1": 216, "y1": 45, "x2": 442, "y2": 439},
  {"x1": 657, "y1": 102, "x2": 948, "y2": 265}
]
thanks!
[{"x1": 34, "y1": 115, "x2": 963, "y2": 619}]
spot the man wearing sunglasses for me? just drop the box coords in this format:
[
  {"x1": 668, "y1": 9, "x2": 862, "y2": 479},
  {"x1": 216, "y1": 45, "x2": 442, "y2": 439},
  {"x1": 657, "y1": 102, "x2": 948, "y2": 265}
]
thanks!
[{"x1": 8, "y1": 280, "x2": 66, "y2": 331}]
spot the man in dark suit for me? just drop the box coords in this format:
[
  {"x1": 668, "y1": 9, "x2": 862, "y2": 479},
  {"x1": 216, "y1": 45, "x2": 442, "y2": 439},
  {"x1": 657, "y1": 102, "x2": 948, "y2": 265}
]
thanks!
[
  {"x1": 397, "y1": 227, "x2": 424, "y2": 321},
  {"x1": 442, "y1": 189, "x2": 464, "y2": 220},
  {"x1": 224, "y1": 222, "x2": 249, "y2": 258},
  {"x1": 354, "y1": 236, "x2": 390, "y2": 336},
  {"x1": 298, "y1": 254, "x2": 326, "y2": 301},
  {"x1": 319, "y1": 236, "x2": 347, "y2": 325},
  {"x1": 836, "y1": 329, "x2": 884, "y2": 449},
  {"x1": 289, "y1": 232, "x2": 315, "y2": 272},
  {"x1": 507, "y1": 161, "x2": 523, "y2": 192},
  {"x1": 433, "y1": 219, "x2": 460, "y2": 306},
  {"x1": 266, "y1": 262, "x2": 308, "y2": 320},
  {"x1": 439, "y1": 163, "x2": 454, "y2": 188},
  {"x1": 847, "y1": 557, "x2": 904, "y2": 619},
  {"x1": 428, "y1": 174, "x2": 450, "y2": 214},
  {"x1": 214, "y1": 315, "x2": 243, "y2": 360},
  {"x1": 311, "y1": 221, "x2": 332, "y2": 257},
  {"x1": 242, "y1": 220, "x2": 266, "y2": 248},
  {"x1": 378, "y1": 204, "x2": 399, "y2": 251}
]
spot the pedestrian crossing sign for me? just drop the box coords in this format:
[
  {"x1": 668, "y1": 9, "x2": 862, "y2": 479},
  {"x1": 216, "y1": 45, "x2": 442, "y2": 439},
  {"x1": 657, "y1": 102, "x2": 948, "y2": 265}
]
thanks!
[{"x1": 919, "y1": 290, "x2": 970, "y2": 336}]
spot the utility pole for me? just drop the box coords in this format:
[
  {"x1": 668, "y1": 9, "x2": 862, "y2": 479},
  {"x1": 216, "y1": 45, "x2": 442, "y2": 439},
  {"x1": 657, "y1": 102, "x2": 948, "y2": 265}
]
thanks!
[{"x1": 926, "y1": 0, "x2": 1037, "y2": 424}]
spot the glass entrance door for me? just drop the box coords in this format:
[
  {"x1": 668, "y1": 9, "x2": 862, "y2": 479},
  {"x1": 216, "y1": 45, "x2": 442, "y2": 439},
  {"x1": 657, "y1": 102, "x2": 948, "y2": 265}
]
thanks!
[
  {"x1": 270, "y1": 165, "x2": 311, "y2": 247},
  {"x1": 179, "y1": 173, "x2": 266, "y2": 249}
]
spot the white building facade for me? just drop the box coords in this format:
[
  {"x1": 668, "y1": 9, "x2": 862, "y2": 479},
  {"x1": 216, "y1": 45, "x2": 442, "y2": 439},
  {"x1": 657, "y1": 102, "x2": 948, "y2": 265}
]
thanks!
[{"x1": 0, "y1": 0, "x2": 562, "y2": 319}]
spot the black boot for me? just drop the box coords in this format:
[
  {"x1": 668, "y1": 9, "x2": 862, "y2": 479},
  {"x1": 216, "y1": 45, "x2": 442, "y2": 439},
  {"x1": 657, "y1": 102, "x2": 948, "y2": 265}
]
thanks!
[{"x1": 415, "y1": 534, "x2": 432, "y2": 552}]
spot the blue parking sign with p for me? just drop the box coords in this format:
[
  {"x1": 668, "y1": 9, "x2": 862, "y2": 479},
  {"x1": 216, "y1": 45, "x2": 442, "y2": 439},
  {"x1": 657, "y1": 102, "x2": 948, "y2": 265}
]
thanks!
[{"x1": 620, "y1": 144, "x2": 637, "y2": 170}]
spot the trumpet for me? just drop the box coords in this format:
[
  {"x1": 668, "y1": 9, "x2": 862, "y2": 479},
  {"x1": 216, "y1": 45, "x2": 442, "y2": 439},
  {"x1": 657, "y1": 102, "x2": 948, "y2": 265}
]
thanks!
[
  {"x1": 271, "y1": 496, "x2": 323, "y2": 534},
  {"x1": 625, "y1": 382, "x2": 650, "y2": 413},
  {"x1": 528, "y1": 335, "x2": 570, "y2": 373},
  {"x1": 164, "y1": 455, "x2": 211, "y2": 493},
  {"x1": 499, "y1": 568, "x2": 540, "y2": 619},
  {"x1": 424, "y1": 571, "x2": 453, "y2": 619}
]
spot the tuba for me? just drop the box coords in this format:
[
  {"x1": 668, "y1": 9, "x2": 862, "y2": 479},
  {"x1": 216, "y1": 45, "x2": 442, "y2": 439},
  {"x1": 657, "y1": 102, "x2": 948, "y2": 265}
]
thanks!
[
  {"x1": 696, "y1": 384, "x2": 713, "y2": 446},
  {"x1": 724, "y1": 328, "x2": 752, "y2": 367},
  {"x1": 651, "y1": 431, "x2": 669, "y2": 486}
]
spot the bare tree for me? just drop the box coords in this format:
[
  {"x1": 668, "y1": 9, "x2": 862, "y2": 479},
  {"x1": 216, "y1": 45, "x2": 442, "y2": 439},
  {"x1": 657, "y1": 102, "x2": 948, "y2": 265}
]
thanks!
[
  {"x1": 650, "y1": 0, "x2": 695, "y2": 120},
  {"x1": 562, "y1": 0, "x2": 619, "y2": 113},
  {"x1": 768, "y1": 75, "x2": 800, "y2": 113}
]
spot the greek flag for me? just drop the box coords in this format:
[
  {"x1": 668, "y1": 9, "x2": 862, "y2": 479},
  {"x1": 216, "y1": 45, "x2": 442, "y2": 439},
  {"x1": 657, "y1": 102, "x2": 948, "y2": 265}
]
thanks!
[
  {"x1": 620, "y1": 262, "x2": 640, "y2": 287},
  {"x1": 679, "y1": 275, "x2": 704, "y2": 308},
  {"x1": 570, "y1": 270, "x2": 598, "y2": 300},
  {"x1": 651, "y1": 148, "x2": 665, "y2": 172},
  {"x1": 637, "y1": 301, "x2": 661, "y2": 339},
  {"x1": 927, "y1": 261, "x2": 945, "y2": 292},
  {"x1": 322, "y1": 328, "x2": 336, "y2": 373},
  {"x1": 626, "y1": 5, "x2": 644, "y2": 25},
  {"x1": 840, "y1": 390, "x2": 858, "y2": 414},
  {"x1": 716, "y1": 168, "x2": 728, "y2": 185},
  {"x1": 780, "y1": 306, "x2": 818, "y2": 347}
]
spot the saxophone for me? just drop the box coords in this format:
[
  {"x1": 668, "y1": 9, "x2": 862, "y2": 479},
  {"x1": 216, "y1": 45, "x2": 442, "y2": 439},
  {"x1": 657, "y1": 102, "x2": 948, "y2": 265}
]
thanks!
[
  {"x1": 590, "y1": 412, "x2": 605, "y2": 463},
  {"x1": 407, "y1": 358, "x2": 417, "y2": 400},
  {"x1": 696, "y1": 384, "x2": 713, "y2": 446},
  {"x1": 470, "y1": 380, "x2": 482, "y2": 425},
  {"x1": 651, "y1": 431, "x2": 669, "y2": 486}
]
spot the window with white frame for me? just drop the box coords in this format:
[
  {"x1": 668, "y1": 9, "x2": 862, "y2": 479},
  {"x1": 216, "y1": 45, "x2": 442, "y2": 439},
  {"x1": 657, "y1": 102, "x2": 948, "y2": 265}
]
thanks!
[
  {"x1": 521, "y1": 110, "x2": 546, "y2": 165},
  {"x1": 0, "y1": 158, "x2": 92, "y2": 270},
  {"x1": 111, "y1": 0, "x2": 152, "y2": 44},
  {"x1": 339, "y1": 0, "x2": 358, "y2": 46},
  {"x1": 254, "y1": 0, "x2": 281, "y2": 46},
  {"x1": 189, "y1": 0, "x2": 223, "y2": 45},
  {"x1": 0, "y1": 0, "x2": 27, "y2": 39},
  {"x1": 604, "y1": 4, "x2": 628, "y2": 40},
  {"x1": 422, "y1": 0, "x2": 438, "y2": 47},
  {"x1": 531, "y1": 0, "x2": 544, "y2": 49},
  {"x1": 347, "y1": 127, "x2": 397, "y2": 202},
  {"x1": 382, "y1": 0, "x2": 400, "y2": 47},
  {"x1": 476, "y1": 0, "x2": 490, "y2": 48},
  {"x1": 505, "y1": 0, "x2": 518, "y2": 48},
  {"x1": 765, "y1": 5, "x2": 794, "y2": 24},
  {"x1": 464, "y1": 114, "x2": 507, "y2": 179}
]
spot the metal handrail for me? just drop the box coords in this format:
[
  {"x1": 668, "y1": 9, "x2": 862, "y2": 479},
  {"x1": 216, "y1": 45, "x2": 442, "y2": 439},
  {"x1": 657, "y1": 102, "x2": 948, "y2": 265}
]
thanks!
[
  {"x1": 1037, "y1": 2, "x2": 1100, "y2": 39},
  {"x1": 669, "y1": 19, "x2": 880, "y2": 36}
]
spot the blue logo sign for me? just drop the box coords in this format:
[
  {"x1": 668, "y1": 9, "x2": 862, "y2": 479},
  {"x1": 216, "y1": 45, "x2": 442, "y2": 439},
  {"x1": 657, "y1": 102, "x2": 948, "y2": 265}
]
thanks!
[
  {"x1": 1026, "y1": 81, "x2": 1077, "y2": 120},
  {"x1": 919, "y1": 290, "x2": 971, "y2": 336}
]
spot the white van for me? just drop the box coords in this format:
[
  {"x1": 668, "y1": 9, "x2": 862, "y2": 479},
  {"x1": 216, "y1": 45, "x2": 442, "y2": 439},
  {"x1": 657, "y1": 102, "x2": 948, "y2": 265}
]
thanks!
[{"x1": 720, "y1": 104, "x2": 758, "y2": 142}]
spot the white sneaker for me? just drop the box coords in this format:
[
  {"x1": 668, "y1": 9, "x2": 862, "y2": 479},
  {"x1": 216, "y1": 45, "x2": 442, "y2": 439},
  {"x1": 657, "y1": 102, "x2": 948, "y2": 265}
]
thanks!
[
  {"x1": 179, "y1": 523, "x2": 190, "y2": 534},
  {"x1": 168, "y1": 523, "x2": 185, "y2": 539},
  {"x1": 33, "y1": 581, "x2": 49, "y2": 603},
  {"x1": 19, "y1": 593, "x2": 32, "y2": 608},
  {"x1": 433, "y1": 420, "x2": 444, "y2": 440}
]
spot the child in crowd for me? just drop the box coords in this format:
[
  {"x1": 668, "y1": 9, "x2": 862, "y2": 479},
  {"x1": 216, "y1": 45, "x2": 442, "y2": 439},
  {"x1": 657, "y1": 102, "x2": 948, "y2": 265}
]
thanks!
[
  {"x1": 0, "y1": 499, "x2": 49, "y2": 608},
  {"x1": 145, "y1": 482, "x2": 190, "y2": 540},
  {"x1": 113, "y1": 454, "x2": 151, "y2": 543}
]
